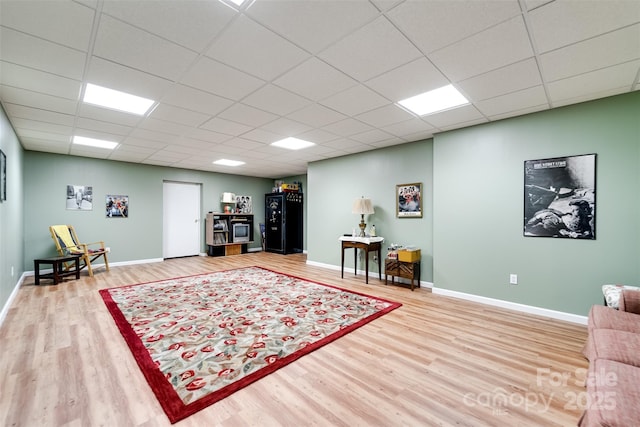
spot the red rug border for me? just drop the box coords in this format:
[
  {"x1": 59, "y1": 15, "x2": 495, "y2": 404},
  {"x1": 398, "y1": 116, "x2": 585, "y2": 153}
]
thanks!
[{"x1": 99, "y1": 266, "x2": 402, "y2": 423}]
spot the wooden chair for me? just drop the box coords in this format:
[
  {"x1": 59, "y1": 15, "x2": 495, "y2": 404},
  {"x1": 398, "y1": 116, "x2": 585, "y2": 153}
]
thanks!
[{"x1": 49, "y1": 225, "x2": 110, "y2": 277}]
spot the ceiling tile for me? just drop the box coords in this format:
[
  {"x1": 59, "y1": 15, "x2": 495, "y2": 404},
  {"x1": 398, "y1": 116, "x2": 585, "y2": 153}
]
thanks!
[
  {"x1": 381, "y1": 118, "x2": 436, "y2": 138},
  {"x1": 274, "y1": 57, "x2": 357, "y2": 101},
  {"x1": 85, "y1": 57, "x2": 173, "y2": 101},
  {"x1": 162, "y1": 84, "x2": 233, "y2": 116},
  {"x1": 205, "y1": 15, "x2": 309, "y2": 81},
  {"x1": 528, "y1": 0, "x2": 640, "y2": 53},
  {"x1": 318, "y1": 16, "x2": 423, "y2": 81},
  {"x1": 121, "y1": 136, "x2": 168, "y2": 150},
  {"x1": 101, "y1": 0, "x2": 235, "y2": 51},
  {"x1": 457, "y1": 58, "x2": 542, "y2": 101},
  {"x1": 422, "y1": 104, "x2": 487, "y2": 129},
  {"x1": 181, "y1": 56, "x2": 265, "y2": 101},
  {"x1": 0, "y1": 85, "x2": 78, "y2": 115},
  {"x1": 429, "y1": 16, "x2": 534, "y2": 81},
  {"x1": 242, "y1": 84, "x2": 311, "y2": 116},
  {"x1": 547, "y1": 60, "x2": 640, "y2": 105},
  {"x1": 217, "y1": 103, "x2": 279, "y2": 128},
  {"x1": 295, "y1": 128, "x2": 340, "y2": 144},
  {"x1": 3, "y1": 103, "x2": 75, "y2": 126},
  {"x1": 319, "y1": 84, "x2": 390, "y2": 117},
  {"x1": 200, "y1": 117, "x2": 253, "y2": 136},
  {"x1": 19, "y1": 137, "x2": 71, "y2": 154},
  {"x1": 260, "y1": 118, "x2": 312, "y2": 137},
  {"x1": 241, "y1": 128, "x2": 283, "y2": 144},
  {"x1": 365, "y1": 57, "x2": 449, "y2": 102},
  {"x1": 350, "y1": 128, "x2": 395, "y2": 144},
  {"x1": 0, "y1": 0, "x2": 94, "y2": 51},
  {"x1": 355, "y1": 104, "x2": 415, "y2": 128},
  {"x1": 0, "y1": 62, "x2": 81, "y2": 101},
  {"x1": 10, "y1": 117, "x2": 72, "y2": 136},
  {"x1": 69, "y1": 146, "x2": 113, "y2": 159},
  {"x1": 247, "y1": 0, "x2": 380, "y2": 54},
  {"x1": 78, "y1": 103, "x2": 144, "y2": 127},
  {"x1": 388, "y1": 0, "x2": 521, "y2": 54},
  {"x1": 93, "y1": 15, "x2": 197, "y2": 80},
  {"x1": 540, "y1": 24, "x2": 640, "y2": 82},
  {"x1": 129, "y1": 128, "x2": 178, "y2": 144},
  {"x1": 475, "y1": 86, "x2": 548, "y2": 117},
  {"x1": 149, "y1": 103, "x2": 210, "y2": 127},
  {"x1": 322, "y1": 118, "x2": 374, "y2": 137},
  {"x1": 0, "y1": 27, "x2": 86, "y2": 80},
  {"x1": 287, "y1": 104, "x2": 347, "y2": 128},
  {"x1": 185, "y1": 127, "x2": 233, "y2": 144},
  {"x1": 76, "y1": 117, "x2": 133, "y2": 136}
]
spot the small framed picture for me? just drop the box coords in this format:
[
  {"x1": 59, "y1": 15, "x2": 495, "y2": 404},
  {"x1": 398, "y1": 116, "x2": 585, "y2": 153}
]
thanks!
[
  {"x1": 235, "y1": 195, "x2": 252, "y2": 214},
  {"x1": 106, "y1": 195, "x2": 129, "y2": 218},
  {"x1": 396, "y1": 183, "x2": 422, "y2": 218},
  {"x1": 66, "y1": 185, "x2": 93, "y2": 210}
]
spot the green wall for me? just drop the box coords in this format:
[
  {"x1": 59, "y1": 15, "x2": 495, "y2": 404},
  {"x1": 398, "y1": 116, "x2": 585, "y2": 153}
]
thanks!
[
  {"x1": 3, "y1": 91, "x2": 639, "y2": 321},
  {"x1": 23, "y1": 152, "x2": 274, "y2": 269},
  {"x1": 307, "y1": 141, "x2": 434, "y2": 282},
  {"x1": 0, "y1": 105, "x2": 25, "y2": 318},
  {"x1": 433, "y1": 91, "x2": 640, "y2": 316}
]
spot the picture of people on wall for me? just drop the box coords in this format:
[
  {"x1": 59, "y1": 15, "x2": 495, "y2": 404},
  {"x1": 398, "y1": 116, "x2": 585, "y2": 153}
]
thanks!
[
  {"x1": 524, "y1": 154, "x2": 596, "y2": 239},
  {"x1": 106, "y1": 195, "x2": 129, "y2": 218},
  {"x1": 66, "y1": 185, "x2": 93, "y2": 210},
  {"x1": 396, "y1": 183, "x2": 422, "y2": 218},
  {"x1": 235, "y1": 195, "x2": 252, "y2": 214}
]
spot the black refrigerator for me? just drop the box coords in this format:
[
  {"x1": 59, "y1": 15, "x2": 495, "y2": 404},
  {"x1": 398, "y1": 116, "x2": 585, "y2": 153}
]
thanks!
[{"x1": 265, "y1": 193, "x2": 303, "y2": 254}]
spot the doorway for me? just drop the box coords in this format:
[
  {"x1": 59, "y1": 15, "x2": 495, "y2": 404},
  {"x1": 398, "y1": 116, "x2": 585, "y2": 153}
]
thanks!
[{"x1": 163, "y1": 181, "x2": 202, "y2": 258}]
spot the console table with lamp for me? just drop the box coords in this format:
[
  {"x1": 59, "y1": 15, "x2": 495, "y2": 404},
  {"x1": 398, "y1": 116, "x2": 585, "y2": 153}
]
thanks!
[{"x1": 340, "y1": 196, "x2": 382, "y2": 284}]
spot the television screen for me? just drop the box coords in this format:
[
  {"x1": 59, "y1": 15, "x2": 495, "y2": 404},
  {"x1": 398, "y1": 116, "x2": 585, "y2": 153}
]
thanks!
[{"x1": 233, "y1": 223, "x2": 250, "y2": 242}]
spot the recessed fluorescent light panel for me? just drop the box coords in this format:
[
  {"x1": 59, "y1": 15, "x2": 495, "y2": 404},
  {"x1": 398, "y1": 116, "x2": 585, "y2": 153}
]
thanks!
[
  {"x1": 83, "y1": 83, "x2": 155, "y2": 116},
  {"x1": 213, "y1": 159, "x2": 245, "y2": 167},
  {"x1": 271, "y1": 137, "x2": 315, "y2": 150},
  {"x1": 398, "y1": 84, "x2": 469, "y2": 116},
  {"x1": 73, "y1": 136, "x2": 119, "y2": 150}
]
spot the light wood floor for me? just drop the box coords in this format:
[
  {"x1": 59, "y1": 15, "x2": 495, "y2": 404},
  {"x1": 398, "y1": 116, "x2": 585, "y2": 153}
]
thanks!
[{"x1": 0, "y1": 252, "x2": 589, "y2": 426}]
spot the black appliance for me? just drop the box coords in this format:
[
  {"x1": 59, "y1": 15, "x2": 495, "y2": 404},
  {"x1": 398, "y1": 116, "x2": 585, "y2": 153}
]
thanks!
[{"x1": 265, "y1": 193, "x2": 303, "y2": 254}]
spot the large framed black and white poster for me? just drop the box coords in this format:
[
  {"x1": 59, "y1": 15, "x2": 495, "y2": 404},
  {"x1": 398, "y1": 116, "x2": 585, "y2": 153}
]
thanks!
[{"x1": 524, "y1": 154, "x2": 596, "y2": 239}]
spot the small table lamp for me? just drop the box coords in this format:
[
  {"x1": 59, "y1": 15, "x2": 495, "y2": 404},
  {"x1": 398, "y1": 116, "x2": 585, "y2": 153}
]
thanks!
[
  {"x1": 221, "y1": 192, "x2": 236, "y2": 213},
  {"x1": 352, "y1": 196, "x2": 374, "y2": 237}
]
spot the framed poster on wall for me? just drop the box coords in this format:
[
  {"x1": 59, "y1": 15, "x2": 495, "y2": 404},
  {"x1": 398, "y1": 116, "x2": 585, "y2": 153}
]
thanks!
[
  {"x1": 396, "y1": 183, "x2": 422, "y2": 218},
  {"x1": 524, "y1": 153, "x2": 596, "y2": 239}
]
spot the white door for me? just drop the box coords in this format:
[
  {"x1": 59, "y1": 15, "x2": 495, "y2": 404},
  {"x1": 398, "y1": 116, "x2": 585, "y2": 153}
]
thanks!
[{"x1": 163, "y1": 181, "x2": 201, "y2": 258}]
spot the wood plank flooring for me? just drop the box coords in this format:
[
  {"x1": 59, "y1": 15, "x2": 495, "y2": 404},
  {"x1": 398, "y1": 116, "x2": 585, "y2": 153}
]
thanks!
[{"x1": 0, "y1": 253, "x2": 589, "y2": 426}]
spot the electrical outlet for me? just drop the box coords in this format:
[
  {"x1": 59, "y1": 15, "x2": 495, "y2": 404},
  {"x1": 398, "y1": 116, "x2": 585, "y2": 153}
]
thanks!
[
  {"x1": 373, "y1": 254, "x2": 378, "y2": 262},
  {"x1": 510, "y1": 274, "x2": 518, "y2": 285}
]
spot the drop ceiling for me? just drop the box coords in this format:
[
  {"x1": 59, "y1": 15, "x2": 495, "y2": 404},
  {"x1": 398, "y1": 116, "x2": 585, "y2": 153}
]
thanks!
[{"x1": 1, "y1": 0, "x2": 638, "y2": 179}]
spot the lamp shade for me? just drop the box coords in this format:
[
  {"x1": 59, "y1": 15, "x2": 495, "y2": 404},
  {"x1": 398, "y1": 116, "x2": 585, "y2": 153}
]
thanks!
[
  {"x1": 221, "y1": 192, "x2": 236, "y2": 203},
  {"x1": 352, "y1": 197, "x2": 374, "y2": 215}
]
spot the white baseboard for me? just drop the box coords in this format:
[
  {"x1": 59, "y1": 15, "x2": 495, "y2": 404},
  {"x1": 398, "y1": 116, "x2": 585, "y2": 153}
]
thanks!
[
  {"x1": 0, "y1": 272, "x2": 28, "y2": 328},
  {"x1": 305, "y1": 260, "x2": 433, "y2": 289},
  {"x1": 432, "y1": 287, "x2": 588, "y2": 325},
  {"x1": 306, "y1": 260, "x2": 586, "y2": 325}
]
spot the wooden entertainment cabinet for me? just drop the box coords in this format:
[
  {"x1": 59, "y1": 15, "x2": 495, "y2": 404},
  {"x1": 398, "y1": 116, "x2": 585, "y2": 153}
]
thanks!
[{"x1": 205, "y1": 213, "x2": 254, "y2": 256}]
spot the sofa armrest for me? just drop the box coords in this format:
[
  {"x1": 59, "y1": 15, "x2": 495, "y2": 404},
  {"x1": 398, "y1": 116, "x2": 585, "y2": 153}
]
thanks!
[{"x1": 619, "y1": 289, "x2": 640, "y2": 314}]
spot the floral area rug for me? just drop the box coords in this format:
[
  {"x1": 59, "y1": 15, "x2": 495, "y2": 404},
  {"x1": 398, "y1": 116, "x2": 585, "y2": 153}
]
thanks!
[{"x1": 99, "y1": 266, "x2": 401, "y2": 423}]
